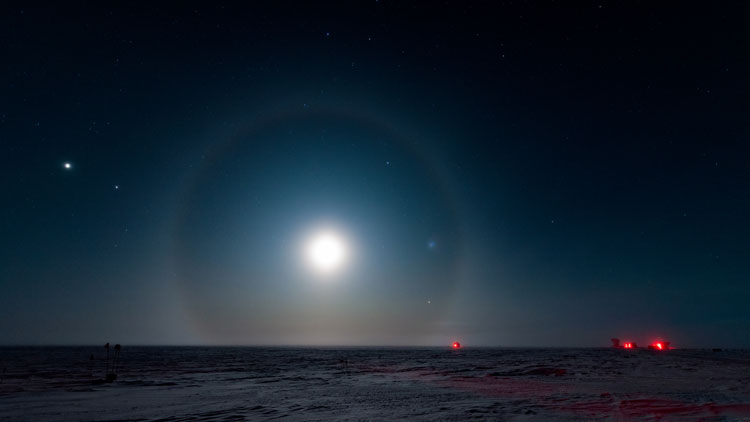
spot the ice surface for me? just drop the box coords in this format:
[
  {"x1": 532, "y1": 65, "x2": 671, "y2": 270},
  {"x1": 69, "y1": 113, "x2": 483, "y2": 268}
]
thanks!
[{"x1": 1, "y1": 347, "x2": 749, "y2": 420}]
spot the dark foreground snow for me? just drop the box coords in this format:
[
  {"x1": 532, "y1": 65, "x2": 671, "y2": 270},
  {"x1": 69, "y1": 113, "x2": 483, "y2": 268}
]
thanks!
[{"x1": 1, "y1": 347, "x2": 749, "y2": 420}]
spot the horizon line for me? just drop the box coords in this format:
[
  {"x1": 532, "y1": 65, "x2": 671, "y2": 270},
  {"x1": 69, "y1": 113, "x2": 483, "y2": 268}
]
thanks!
[{"x1": 0, "y1": 344, "x2": 740, "y2": 349}]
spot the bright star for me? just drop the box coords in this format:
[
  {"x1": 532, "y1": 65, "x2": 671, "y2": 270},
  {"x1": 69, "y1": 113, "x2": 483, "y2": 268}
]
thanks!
[{"x1": 63, "y1": 162, "x2": 72, "y2": 170}]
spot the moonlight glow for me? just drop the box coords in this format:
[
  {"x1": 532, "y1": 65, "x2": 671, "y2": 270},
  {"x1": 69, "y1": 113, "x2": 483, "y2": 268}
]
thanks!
[{"x1": 306, "y1": 232, "x2": 347, "y2": 273}]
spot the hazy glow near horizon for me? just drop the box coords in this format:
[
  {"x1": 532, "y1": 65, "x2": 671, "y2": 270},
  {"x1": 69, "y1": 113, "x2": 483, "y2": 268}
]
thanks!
[{"x1": 306, "y1": 231, "x2": 347, "y2": 273}]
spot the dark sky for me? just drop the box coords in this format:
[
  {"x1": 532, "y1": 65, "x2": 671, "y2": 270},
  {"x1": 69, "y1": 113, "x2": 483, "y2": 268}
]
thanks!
[{"x1": 2, "y1": 2, "x2": 748, "y2": 347}]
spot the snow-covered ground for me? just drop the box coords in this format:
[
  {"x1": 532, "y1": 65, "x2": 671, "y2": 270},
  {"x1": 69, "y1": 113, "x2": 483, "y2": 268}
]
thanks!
[{"x1": 1, "y1": 347, "x2": 749, "y2": 420}]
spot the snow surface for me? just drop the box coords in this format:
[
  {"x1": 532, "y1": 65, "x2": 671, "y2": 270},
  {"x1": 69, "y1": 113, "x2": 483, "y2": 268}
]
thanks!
[{"x1": 1, "y1": 347, "x2": 749, "y2": 420}]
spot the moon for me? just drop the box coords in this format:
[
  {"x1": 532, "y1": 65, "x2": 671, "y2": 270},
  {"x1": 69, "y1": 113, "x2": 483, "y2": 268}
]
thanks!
[{"x1": 306, "y1": 231, "x2": 347, "y2": 273}]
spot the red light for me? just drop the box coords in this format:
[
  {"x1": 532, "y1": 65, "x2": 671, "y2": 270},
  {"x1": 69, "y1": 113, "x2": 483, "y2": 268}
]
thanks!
[
  {"x1": 648, "y1": 341, "x2": 669, "y2": 350},
  {"x1": 623, "y1": 342, "x2": 633, "y2": 349},
  {"x1": 452, "y1": 341, "x2": 461, "y2": 349}
]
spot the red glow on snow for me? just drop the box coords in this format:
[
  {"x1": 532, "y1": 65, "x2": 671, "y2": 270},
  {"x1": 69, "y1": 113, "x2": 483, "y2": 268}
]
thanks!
[{"x1": 452, "y1": 341, "x2": 461, "y2": 349}]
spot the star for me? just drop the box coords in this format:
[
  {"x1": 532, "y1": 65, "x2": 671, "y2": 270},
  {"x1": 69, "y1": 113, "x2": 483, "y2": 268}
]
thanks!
[
  {"x1": 63, "y1": 162, "x2": 72, "y2": 170},
  {"x1": 114, "y1": 185, "x2": 119, "y2": 190}
]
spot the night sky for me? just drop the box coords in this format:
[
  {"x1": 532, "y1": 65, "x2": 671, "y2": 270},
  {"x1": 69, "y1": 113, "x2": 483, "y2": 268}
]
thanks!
[{"x1": 2, "y1": 3, "x2": 748, "y2": 347}]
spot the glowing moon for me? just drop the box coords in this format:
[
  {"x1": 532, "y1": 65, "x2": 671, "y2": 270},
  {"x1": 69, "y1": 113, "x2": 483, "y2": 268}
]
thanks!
[{"x1": 306, "y1": 232, "x2": 347, "y2": 273}]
